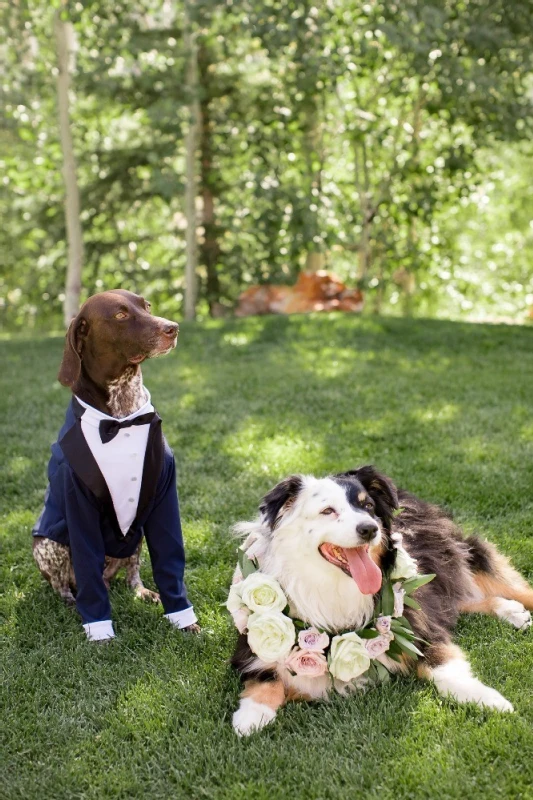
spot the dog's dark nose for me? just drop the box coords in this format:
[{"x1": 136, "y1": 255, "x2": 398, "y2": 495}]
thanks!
[
  {"x1": 163, "y1": 322, "x2": 179, "y2": 337},
  {"x1": 356, "y1": 521, "x2": 379, "y2": 542}
]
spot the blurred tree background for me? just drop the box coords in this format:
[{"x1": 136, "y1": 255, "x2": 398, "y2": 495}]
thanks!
[{"x1": 1, "y1": 0, "x2": 532, "y2": 329}]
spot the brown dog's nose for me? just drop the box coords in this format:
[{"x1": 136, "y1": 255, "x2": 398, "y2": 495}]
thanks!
[{"x1": 163, "y1": 322, "x2": 179, "y2": 337}]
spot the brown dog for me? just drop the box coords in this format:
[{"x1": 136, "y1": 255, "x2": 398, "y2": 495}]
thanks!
[{"x1": 33, "y1": 289, "x2": 199, "y2": 635}]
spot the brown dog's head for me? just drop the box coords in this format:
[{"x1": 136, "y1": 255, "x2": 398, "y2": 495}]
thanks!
[{"x1": 58, "y1": 289, "x2": 179, "y2": 389}]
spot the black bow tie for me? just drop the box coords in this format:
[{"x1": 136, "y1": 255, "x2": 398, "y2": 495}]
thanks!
[{"x1": 99, "y1": 412, "x2": 155, "y2": 444}]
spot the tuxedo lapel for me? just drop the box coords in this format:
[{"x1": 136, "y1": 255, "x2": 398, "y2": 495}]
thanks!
[
  {"x1": 59, "y1": 399, "x2": 136, "y2": 542},
  {"x1": 136, "y1": 414, "x2": 164, "y2": 523}
]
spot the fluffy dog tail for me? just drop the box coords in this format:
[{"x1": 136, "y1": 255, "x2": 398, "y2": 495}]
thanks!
[{"x1": 465, "y1": 535, "x2": 533, "y2": 610}]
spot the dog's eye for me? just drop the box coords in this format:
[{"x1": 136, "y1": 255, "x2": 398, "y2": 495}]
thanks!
[
  {"x1": 114, "y1": 311, "x2": 128, "y2": 320},
  {"x1": 320, "y1": 507, "x2": 336, "y2": 516},
  {"x1": 364, "y1": 502, "x2": 374, "y2": 511},
  {"x1": 145, "y1": 302, "x2": 151, "y2": 313}
]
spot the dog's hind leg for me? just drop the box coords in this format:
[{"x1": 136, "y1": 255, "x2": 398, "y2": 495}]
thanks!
[
  {"x1": 33, "y1": 537, "x2": 76, "y2": 606},
  {"x1": 418, "y1": 643, "x2": 514, "y2": 712},
  {"x1": 233, "y1": 679, "x2": 286, "y2": 736},
  {"x1": 460, "y1": 536, "x2": 533, "y2": 629},
  {"x1": 124, "y1": 542, "x2": 160, "y2": 603}
]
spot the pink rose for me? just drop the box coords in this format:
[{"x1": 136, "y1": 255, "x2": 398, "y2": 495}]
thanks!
[
  {"x1": 298, "y1": 627, "x2": 330, "y2": 652},
  {"x1": 393, "y1": 582, "x2": 405, "y2": 617},
  {"x1": 375, "y1": 615, "x2": 392, "y2": 635},
  {"x1": 285, "y1": 647, "x2": 329, "y2": 677},
  {"x1": 232, "y1": 608, "x2": 250, "y2": 634},
  {"x1": 364, "y1": 633, "x2": 393, "y2": 658}
]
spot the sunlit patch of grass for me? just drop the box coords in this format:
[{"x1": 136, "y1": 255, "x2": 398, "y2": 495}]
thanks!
[{"x1": 1, "y1": 315, "x2": 532, "y2": 799}]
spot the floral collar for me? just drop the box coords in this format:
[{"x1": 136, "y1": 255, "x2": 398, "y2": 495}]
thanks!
[{"x1": 227, "y1": 538, "x2": 435, "y2": 687}]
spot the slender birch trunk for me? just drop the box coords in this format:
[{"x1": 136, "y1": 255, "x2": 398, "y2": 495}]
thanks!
[
  {"x1": 183, "y1": 2, "x2": 200, "y2": 321},
  {"x1": 54, "y1": 10, "x2": 83, "y2": 327}
]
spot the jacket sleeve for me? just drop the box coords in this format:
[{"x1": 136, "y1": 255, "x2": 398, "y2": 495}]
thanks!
[
  {"x1": 57, "y1": 464, "x2": 112, "y2": 625},
  {"x1": 143, "y1": 449, "x2": 195, "y2": 619}
]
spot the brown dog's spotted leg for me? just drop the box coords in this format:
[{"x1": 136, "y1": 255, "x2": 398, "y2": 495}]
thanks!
[
  {"x1": 232, "y1": 679, "x2": 286, "y2": 736},
  {"x1": 33, "y1": 537, "x2": 76, "y2": 606},
  {"x1": 125, "y1": 542, "x2": 161, "y2": 603}
]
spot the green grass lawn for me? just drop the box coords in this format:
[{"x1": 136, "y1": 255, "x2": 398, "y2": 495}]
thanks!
[{"x1": 1, "y1": 314, "x2": 533, "y2": 800}]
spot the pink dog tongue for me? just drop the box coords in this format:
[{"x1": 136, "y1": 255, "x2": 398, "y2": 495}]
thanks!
[{"x1": 344, "y1": 546, "x2": 382, "y2": 595}]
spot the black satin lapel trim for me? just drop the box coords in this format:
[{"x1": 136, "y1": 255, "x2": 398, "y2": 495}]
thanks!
[
  {"x1": 59, "y1": 410, "x2": 137, "y2": 544},
  {"x1": 136, "y1": 414, "x2": 164, "y2": 523},
  {"x1": 59, "y1": 420, "x2": 109, "y2": 503}
]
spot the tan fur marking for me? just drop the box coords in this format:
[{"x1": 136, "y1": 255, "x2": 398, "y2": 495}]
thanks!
[
  {"x1": 417, "y1": 643, "x2": 464, "y2": 678},
  {"x1": 241, "y1": 680, "x2": 287, "y2": 711},
  {"x1": 459, "y1": 596, "x2": 501, "y2": 615},
  {"x1": 472, "y1": 572, "x2": 533, "y2": 611},
  {"x1": 358, "y1": 492, "x2": 367, "y2": 503}
]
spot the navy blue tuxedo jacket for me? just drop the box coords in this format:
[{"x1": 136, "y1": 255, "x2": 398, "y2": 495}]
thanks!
[{"x1": 33, "y1": 398, "x2": 192, "y2": 624}]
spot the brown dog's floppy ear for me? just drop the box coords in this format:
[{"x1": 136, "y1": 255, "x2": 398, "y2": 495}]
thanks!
[
  {"x1": 57, "y1": 315, "x2": 87, "y2": 387},
  {"x1": 337, "y1": 466, "x2": 399, "y2": 530},
  {"x1": 259, "y1": 475, "x2": 303, "y2": 531}
]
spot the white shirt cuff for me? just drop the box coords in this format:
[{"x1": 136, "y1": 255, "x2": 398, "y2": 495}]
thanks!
[
  {"x1": 164, "y1": 606, "x2": 197, "y2": 629},
  {"x1": 83, "y1": 619, "x2": 115, "y2": 641}
]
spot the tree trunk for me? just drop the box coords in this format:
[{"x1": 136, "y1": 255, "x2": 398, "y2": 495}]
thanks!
[
  {"x1": 198, "y1": 44, "x2": 221, "y2": 314},
  {"x1": 183, "y1": 2, "x2": 200, "y2": 321},
  {"x1": 54, "y1": 10, "x2": 83, "y2": 327}
]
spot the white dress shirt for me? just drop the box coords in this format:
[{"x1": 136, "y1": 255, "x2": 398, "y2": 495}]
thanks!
[{"x1": 76, "y1": 390, "x2": 154, "y2": 535}]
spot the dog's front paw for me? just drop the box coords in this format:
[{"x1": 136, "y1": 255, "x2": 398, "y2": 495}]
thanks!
[
  {"x1": 495, "y1": 599, "x2": 531, "y2": 630},
  {"x1": 134, "y1": 587, "x2": 161, "y2": 604},
  {"x1": 475, "y1": 685, "x2": 514, "y2": 713},
  {"x1": 232, "y1": 698, "x2": 276, "y2": 737},
  {"x1": 182, "y1": 623, "x2": 201, "y2": 634}
]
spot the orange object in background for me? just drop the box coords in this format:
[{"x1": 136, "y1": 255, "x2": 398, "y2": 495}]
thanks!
[{"x1": 235, "y1": 271, "x2": 364, "y2": 317}]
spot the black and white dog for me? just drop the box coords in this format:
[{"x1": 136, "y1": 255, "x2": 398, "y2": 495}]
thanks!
[{"x1": 231, "y1": 467, "x2": 532, "y2": 735}]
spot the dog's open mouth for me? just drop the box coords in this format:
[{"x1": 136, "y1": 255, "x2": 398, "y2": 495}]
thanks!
[{"x1": 319, "y1": 542, "x2": 382, "y2": 595}]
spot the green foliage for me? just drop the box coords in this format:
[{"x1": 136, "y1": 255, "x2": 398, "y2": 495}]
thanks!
[{"x1": 1, "y1": 0, "x2": 532, "y2": 328}]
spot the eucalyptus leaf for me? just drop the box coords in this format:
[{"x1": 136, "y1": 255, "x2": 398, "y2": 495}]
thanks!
[
  {"x1": 393, "y1": 633, "x2": 424, "y2": 658},
  {"x1": 402, "y1": 574, "x2": 436, "y2": 594},
  {"x1": 357, "y1": 628, "x2": 381, "y2": 639}
]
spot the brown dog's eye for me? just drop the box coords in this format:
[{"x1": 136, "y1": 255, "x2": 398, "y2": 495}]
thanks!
[
  {"x1": 114, "y1": 311, "x2": 128, "y2": 320},
  {"x1": 365, "y1": 502, "x2": 374, "y2": 511},
  {"x1": 145, "y1": 302, "x2": 151, "y2": 312},
  {"x1": 320, "y1": 507, "x2": 336, "y2": 515}
]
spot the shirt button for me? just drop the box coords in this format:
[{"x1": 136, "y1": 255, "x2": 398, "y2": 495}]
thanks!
[
  {"x1": 131, "y1": 477, "x2": 137, "y2": 482},
  {"x1": 128, "y1": 498, "x2": 135, "y2": 503},
  {"x1": 125, "y1": 433, "x2": 130, "y2": 438}
]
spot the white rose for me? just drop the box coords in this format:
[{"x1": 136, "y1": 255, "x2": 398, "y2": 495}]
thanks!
[
  {"x1": 232, "y1": 607, "x2": 250, "y2": 634},
  {"x1": 390, "y1": 546, "x2": 418, "y2": 580},
  {"x1": 247, "y1": 611, "x2": 296, "y2": 663},
  {"x1": 240, "y1": 572, "x2": 287, "y2": 614},
  {"x1": 328, "y1": 632, "x2": 371, "y2": 682},
  {"x1": 226, "y1": 582, "x2": 245, "y2": 614}
]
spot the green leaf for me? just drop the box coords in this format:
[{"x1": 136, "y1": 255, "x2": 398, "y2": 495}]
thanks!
[
  {"x1": 390, "y1": 622, "x2": 415, "y2": 638},
  {"x1": 396, "y1": 616, "x2": 411, "y2": 627},
  {"x1": 386, "y1": 650, "x2": 403, "y2": 663},
  {"x1": 381, "y1": 581, "x2": 394, "y2": 616},
  {"x1": 374, "y1": 661, "x2": 391, "y2": 682},
  {"x1": 357, "y1": 628, "x2": 381, "y2": 639},
  {"x1": 402, "y1": 574, "x2": 436, "y2": 594},
  {"x1": 237, "y1": 548, "x2": 258, "y2": 578},
  {"x1": 393, "y1": 633, "x2": 424, "y2": 658},
  {"x1": 403, "y1": 595, "x2": 421, "y2": 610}
]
